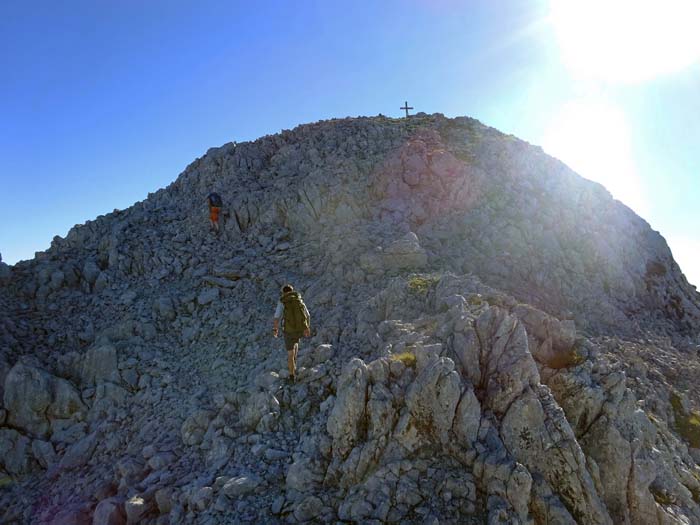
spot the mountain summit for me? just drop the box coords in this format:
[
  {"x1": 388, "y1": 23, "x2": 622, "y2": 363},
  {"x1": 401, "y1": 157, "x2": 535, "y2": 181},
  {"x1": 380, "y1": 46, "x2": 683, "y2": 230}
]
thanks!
[{"x1": 1, "y1": 113, "x2": 700, "y2": 524}]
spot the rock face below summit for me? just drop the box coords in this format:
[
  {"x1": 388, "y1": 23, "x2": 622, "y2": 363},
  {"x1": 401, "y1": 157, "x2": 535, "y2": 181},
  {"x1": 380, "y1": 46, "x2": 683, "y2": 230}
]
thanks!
[{"x1": 1, "y1": 113, "x2": 700, "y2": 524}]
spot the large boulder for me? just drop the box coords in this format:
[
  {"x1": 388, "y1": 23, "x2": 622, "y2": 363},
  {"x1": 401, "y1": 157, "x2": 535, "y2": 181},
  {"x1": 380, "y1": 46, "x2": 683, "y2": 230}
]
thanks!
[
  {"x1": 4, "y1": 363, "x2": 85, "y2": 437},
  {"x1": 475, "y1": 308, "x2": 612, "y2": 524},
  {"x1": 327, "y1": 358, "x2": 369, "y2": 457},
  {"x1": 0, "y1": 428, "x2": 37, "y2": 475},
  {"x1": 93, "y1": 498, "x2": 126, "y2": 525},
  {"x1": 239, "y1": 391, "x2": 280, "y2": 432},
  {"x1": 382, "y1": 232, "x2": 427, "y2": 270},
  {"x1": 405, "y1": 357, "x2": 461, "y2": 444},
  {"x1": 81, "y1": 344, "x2": 119, "y2": 385},
  {"x1": 58, "y1": 432, "x2": 98, "y2": 470},
  {"x1": 513, "y1": 304, "x2": 581, "y2": 369}
]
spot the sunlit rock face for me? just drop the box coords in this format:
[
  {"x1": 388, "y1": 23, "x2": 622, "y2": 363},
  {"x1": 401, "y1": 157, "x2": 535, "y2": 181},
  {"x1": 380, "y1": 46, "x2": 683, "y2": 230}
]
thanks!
[
  {"x1": 1, "y1": 114, "x2": 699, "y2": 524},
  {"x1": 371, "y1": 128, "x2": 482, "y2": 225}
]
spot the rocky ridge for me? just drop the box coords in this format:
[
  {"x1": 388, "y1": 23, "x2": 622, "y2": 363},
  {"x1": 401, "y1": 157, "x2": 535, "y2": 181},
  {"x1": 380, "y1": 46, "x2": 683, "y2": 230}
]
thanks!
[{"x1": 1, "y1": 113, "x2": 700, "y2": 524}]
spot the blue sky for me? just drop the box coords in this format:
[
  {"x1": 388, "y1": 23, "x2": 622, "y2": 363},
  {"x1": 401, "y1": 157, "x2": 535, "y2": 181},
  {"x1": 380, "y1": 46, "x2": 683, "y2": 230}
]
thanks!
[{"x1": 1, "y1": 0, "x2": 698, "y2": 285}]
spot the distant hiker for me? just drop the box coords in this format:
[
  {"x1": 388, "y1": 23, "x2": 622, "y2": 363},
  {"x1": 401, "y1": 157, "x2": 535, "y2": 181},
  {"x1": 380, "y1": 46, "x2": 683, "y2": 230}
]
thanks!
[
  {"x1": 206, "y1": 192, "x2": 223, "y2": 233},
  {"x1": 273, "y1": 284, "x2": 311, "y2": 383}
]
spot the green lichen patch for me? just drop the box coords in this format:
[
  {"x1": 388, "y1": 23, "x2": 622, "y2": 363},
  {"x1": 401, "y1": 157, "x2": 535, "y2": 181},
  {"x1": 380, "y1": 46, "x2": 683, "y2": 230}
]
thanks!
[
  {"x1": 407, "y1": 275, "x2": 439, "y2": 295},
  {"x1": 670, "y1": 392, "x2": 700, "y2": 449},
  {"x1": 650, "y1": 486, "x2": 676, "y2": 506},
  {"x1": 689, "y1": 485, "x2": 700, "y2": 504},
  {"x1": 466, "y1": 294, "x2": 483, "y2": 306},
  {"x1": 389, "y1": 352, "x2": 417, "y2": 368}
]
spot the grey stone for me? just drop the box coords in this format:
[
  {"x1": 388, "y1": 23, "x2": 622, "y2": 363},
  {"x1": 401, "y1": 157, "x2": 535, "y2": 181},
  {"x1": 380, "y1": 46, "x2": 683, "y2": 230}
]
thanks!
[
  {"x1": 4, "y1": 363, "x2": 85, "y2": 437},
  {"x1": 0, "y1": 428, "x2": 37, "y2": 475},
  {"x1": 82, "y1": 343, "x2": 119, "y2": 385},
  {"x1": 94, "y1": 272, "x2": 109, "y2": 292},
  {"x1": 222, "y1": 474, "x2": 261, "y2": 497},
  {"x1": 239, "y1": 391, "x2": 280, "y2": 431},
  {"x1": 154, "y1": 296, "x2": 176, "y2": 321},
  {"x1": 93, "y1": 498, "x2": 126, "y2": 525},
  {"x1": 193, "y1": 486, "x2": 213, "y2": 510},
  {"x1": 148, "y1": 452, "x2": 176, "y2": 470},
  {"x1": 3, "y1": 113, "x2": 700, "y2": 525},
  {"x1": 202, "y1": 276, "x2": 237, "y2": 288},
  {"x1": 271, "y1": 495, "x2": 285, "y2": 514},
  {"x1": 124, "y1": 495, "x2": 151, "y2": 524},
  {"x1": 58, "y1": 432, "x2": 98, "y2": 470},
  {"x1": 197, "y1": 287, "x2": 219, "y2": 305},
  {"x1": 180, "y1": 409, "x2": 214, "y2": 445},
  {"x1": 50, "y1": 270, "x2": 65, "y2": 290},
  {"x1": 32, "y1": 439, "x2": 57, "y2": 468},
  {"x1": 382, "y1": 232, "x2": 428, "y2": 270},
  {"x1": 82, "y1": 260, "x2": 101, "y2": 285},
  {"x1": 155, "y1": 488, "x2": 173, "y2": 514},
  {"x1": 405, "y1": 357, "x2": 461, "y2": 444},
  {"x1": 50, "y1": 419, "x2": 87, "y2": 444},
  {"x1": 293, "y1": 495, "x2": 323, "y2": 522},
  {"x1": 263, "y1": 448, "x2": 287, "y2": 461},
  {"x1": 327, "y1": 358, "x2": 369, "y2": 457}
]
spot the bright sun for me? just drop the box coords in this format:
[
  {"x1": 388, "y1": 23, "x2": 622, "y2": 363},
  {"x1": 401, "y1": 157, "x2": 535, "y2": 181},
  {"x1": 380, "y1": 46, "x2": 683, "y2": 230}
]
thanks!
[
  {"x1": 542, "y1": 0, "x2": 700, "y2": 215},
  {"x1": 549, "y1": 0, "x2": 700, "y2": 83},
  {"x1": 541, "y1": 99, "x2": 648, "y2": 215}
]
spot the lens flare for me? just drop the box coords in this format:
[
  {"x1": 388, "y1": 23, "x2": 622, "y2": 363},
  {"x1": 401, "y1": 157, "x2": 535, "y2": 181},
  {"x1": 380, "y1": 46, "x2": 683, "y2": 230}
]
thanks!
[{"x1": 542, "y1": 99, "x2": 648, "y2": 215}]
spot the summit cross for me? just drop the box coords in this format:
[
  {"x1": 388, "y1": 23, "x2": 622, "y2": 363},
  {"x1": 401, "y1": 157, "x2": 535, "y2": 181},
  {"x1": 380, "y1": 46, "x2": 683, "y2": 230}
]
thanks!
[{"x1": 400, "y1": 101, "x2": 413, "y2": 118}]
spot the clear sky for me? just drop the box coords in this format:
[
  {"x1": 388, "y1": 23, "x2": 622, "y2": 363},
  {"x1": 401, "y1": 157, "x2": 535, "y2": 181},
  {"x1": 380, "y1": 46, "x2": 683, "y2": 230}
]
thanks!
[{"x1": 1, "y1": 0, "x2": 698, "y2": 285}]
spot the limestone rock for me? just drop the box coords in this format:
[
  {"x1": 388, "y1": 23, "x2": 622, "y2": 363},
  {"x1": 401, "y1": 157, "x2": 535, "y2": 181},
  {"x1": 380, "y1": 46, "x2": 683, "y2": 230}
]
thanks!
[
  {"x1": 0, "y1": 428, "x2": 37, "y2": 475},
  {"x1": 81, "y1": 343, "x2": 119, "y2": 385},
  {"x1": 405, "y1": 357, "x2": 461, "y2": 444},
  {"x1": 239, "y1": 391, "x2": 280, "y2": 431},
  {"x1": 4, "y1": 363, "x2": 85, "y2": 437},
  {"x1": 154, "y1": 488, "x2": 173, "y2": 514},
  {"x1": 124, "y1": 495, "x2": 152, "y2": 524},
  {"x1": 383, "y1": 232, "x2": 428, "y2": 270},
  {"x1": 93, "y1": 498, "x2": 126, "y2": 525},
  {"x1": 222, "y1": 474, "x2": 262, "y2": 498},
  {"x1": 2, "y1": 113, "x2": 700, "y2": 524},
  {"x1": 58, "y1": 432, "x2": 98, "y2": 470},
  {"x1": 82, "y1": 260, "x2": 101, "y2": 286},
  {"x1": 197, "y1": 287, "x2": 219, "y2": 305},
  {"x1": 31, "y1": 439, "x2": 57, "y2": 469},
  {"x1": 513, "y1": 304, "x2": 581, "y2": 368},
  {"x1": 293, "y1": 495, "x2": 324, "y2": 522},
  {"x1": 327, "y1": 358, "x2": 369, "y2": 457}
]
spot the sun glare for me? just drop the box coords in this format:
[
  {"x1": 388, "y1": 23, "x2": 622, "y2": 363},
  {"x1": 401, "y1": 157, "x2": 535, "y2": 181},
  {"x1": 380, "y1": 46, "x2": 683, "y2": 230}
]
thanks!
[
  {"x1": 541, "y1": 99, "x2": 648, "y2": 215},
  {"x1": 550, "y1": 0, "x2": 700, "y2": 83},
  {"x1": 665, "y1": 234, "x2": 700, "y2": 287}
]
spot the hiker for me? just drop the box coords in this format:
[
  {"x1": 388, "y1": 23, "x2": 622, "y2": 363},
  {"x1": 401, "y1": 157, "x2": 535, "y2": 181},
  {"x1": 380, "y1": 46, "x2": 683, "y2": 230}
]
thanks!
[
  {"x1": 206, "y1": 192, "x2": 223, "y2": 233},
  {"x1": 272, "y1": 284, "x2": 311, "y2": 383}
]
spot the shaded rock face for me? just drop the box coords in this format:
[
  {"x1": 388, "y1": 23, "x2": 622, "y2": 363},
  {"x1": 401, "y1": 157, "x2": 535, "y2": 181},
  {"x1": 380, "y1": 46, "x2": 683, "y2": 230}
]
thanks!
[
  {"x1": 1, "y1": 113, "x2": 700, "y2": 524},
  {"x1": 4, "y1": 363, "x2": 85, "y2": 438}
]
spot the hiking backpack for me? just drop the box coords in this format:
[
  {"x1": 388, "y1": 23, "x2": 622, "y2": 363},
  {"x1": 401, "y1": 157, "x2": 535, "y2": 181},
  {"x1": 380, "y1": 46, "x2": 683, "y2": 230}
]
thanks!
[{"x1": 280, "y1": 291, "x2": 309, "y2": 333}]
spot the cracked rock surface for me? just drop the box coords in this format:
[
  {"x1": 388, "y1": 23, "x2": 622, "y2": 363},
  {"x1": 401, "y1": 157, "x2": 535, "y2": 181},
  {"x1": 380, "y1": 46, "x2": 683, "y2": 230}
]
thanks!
[{"x1": 1, "y1": 113, "x2": 700, "y2": 524}]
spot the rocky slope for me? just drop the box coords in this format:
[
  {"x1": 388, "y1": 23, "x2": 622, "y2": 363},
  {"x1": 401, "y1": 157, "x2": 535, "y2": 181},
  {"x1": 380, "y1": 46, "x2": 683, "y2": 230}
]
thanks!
[{"x1": 1, "y1": 113, "x2": 700, "y2": 524}]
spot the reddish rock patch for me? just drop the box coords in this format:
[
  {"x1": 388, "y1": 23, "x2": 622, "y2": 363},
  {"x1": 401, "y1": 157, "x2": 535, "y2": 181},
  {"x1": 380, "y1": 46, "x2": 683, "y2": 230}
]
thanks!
[{"x1": 372, "y1": 129, "x2": 480, "y2": 224}]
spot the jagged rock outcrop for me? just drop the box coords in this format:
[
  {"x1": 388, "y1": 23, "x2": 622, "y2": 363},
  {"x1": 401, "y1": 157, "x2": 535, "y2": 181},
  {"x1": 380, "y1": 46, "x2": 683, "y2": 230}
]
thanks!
[{"x1": 1, "y1": 113, "x2": 700, "y2": 524}]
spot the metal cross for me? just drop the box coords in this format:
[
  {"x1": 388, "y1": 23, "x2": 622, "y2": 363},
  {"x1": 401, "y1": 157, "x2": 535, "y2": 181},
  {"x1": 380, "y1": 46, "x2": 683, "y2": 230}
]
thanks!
[{"x1": 400, "y1": 101, "x2": 413, "y2": 118}]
